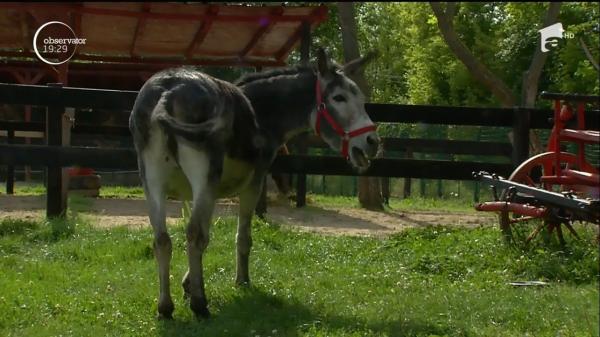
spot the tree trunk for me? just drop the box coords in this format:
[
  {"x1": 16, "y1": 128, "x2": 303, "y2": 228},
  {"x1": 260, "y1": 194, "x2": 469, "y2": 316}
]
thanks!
[
  {"x1": 430, "y1": 2, "x2": 516, "y2": 107},
  {"x1": 430, "y1": 2, "x2": 562, "y2": 156},
  {"x1": 337, "y1": 2, "x2": 384, "y2": 211},
  {"x1": 521, "y1": 2, "x2": 562, "y2": 154}
]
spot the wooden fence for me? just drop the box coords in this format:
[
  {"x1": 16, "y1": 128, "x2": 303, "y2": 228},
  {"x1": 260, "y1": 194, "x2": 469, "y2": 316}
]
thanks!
[{"x1": 2, "y1": 82, "x2": 581, "y2": 217}]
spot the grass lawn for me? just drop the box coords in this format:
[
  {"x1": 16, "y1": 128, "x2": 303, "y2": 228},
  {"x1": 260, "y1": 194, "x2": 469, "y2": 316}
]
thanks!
[
  {"x1": 8, "y1": 183, "x2": 479, "y2": 213},
  {"x1": 0, "y1": 213, "x2": 597, "y2": 337}
]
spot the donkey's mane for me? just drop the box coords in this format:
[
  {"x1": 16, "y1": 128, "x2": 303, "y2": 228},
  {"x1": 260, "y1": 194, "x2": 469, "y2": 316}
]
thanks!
[{"x1": 235, "y1": 65, "x2": 314, "y2": 86}]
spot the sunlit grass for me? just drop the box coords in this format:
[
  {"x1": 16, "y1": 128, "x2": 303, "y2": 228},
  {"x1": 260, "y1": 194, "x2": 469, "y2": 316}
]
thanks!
[
  {"x1": 99, "y1": 185, "x2": 145, "y2": 199},
  {"x1": 307, "y1": 193, "x2": 477, "y2": 213},
  {"x1": 0, "y1": 215, "x2": 597, "y2": 337}
]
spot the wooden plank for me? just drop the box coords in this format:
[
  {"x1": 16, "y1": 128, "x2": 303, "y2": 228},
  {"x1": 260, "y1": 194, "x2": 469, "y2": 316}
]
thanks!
[
  {"x1": 0, "y1": 145, "x2": 513, "y2": 181},
  {"x1": 0, "y1": 50, "x2": 288, "y2": 67},
  {"x1": 130, "y1": 3, "x2": 151, "y2": 57},
  {"x1": 295, "y1": 23, "x2": 311, "y2": 208},
  {"x1": 0, "y1": 144, "x2": 138, "y2": 168},
  {"x1": 185, "y1": 5, "x2": 219, "y2": 60},
  {"x1": 4, "y1": 3, "x2": 327, "y2": 23},
  {"x1": 0, "y1": 83, "x2": 579, "y2": 130},
  {"x1": 45, "y1": 84, "x2": 67, "y2": 218},
  {"x1": 0, "y1": 83, "x2": 138, "y2": 110},
  {"x1": 271, "y1": 155, "x2": 514, "y2": 180},
  {"x1": 255, "y1": 176, "x2": 267, "y2": 218},
  {"x1": 365, "y1": 103, "x2": 555, "y2": 128},
  {"x1": 6, "y1": 128, "x2": 14, "y2": 194},
  {"x1": 290, "y1": 134, "x2": 514, "y2": 157},
  {"x1": 0, "y1": 121, "x2": 132, "y2": 137},
  {"x1": 540, "y1": 91, "x2": 600, "y2": 103},
  {"x1": 239, "y1": 7, "x2": 283, "y2": 59},
  {"x1": 512, "y1": 107, "x2": 530, "y2": 167}
]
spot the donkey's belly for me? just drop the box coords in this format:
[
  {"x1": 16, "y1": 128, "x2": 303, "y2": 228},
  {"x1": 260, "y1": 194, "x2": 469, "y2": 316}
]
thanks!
[
  {"x1": 217, "y1": 156, "x2": 255, "y2": 197},
  {"x1": 166, "y1": 156, "x2": 255, "y2": 200}
]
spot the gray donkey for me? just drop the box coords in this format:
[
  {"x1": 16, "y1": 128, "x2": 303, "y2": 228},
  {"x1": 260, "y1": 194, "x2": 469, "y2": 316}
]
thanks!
[{"x1": 129, "y1": 48, "x2": 380, "y2": 319}]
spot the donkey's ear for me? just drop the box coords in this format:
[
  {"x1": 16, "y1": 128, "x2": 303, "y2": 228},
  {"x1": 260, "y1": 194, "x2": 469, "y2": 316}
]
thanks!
[
  {"x1": 316, "y1": 47, "x2": 333, "y2": 76},
  {"x1": 343, "y1": 50, "x2": 378, "y2": 75}
]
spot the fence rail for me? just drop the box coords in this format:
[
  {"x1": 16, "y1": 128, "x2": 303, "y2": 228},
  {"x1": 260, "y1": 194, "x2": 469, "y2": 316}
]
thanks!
[{"x1": 2, "y1": 82, "x2": 587, "y2": 217}]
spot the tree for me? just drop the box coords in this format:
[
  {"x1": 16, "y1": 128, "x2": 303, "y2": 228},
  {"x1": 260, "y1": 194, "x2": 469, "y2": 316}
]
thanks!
[
  {"x1": 337, "y1": 2, "x2": 384, "y2": 211},
  {"x1": 430, "y1": 2, "x2": 562, "y2": 153}
]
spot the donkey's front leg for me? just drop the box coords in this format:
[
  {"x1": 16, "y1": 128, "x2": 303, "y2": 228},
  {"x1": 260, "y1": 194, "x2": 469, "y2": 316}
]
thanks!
[{"x1": 235, "y1": 175, "x2": 265, "y2": 286}]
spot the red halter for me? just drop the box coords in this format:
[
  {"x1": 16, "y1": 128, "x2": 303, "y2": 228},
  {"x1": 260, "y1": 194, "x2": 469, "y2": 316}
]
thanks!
[{"x1": 314, "y1": 79, "x2": 377, "y2": 159}]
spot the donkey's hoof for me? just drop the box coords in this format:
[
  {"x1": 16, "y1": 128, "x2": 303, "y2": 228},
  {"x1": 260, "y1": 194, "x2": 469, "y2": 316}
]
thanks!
[
  {"x1": 156, "y1": 312, "x2": 173, "y2": 320},
  {"x1": 194, "y1": 307, "x2": 211, "y2": 320},
  {"x1": 190, "y1": 296, "x2": 210, "y2": 319},
  {"x1": 157, "y1": 301, "x2": 174, "y2": 320}
]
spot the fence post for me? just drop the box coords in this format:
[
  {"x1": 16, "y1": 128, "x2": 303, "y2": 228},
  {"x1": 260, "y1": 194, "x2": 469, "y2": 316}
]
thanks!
[
  {"x1": 46, "y1": 83, "x2": 68, "y2": 218},
  {"x1": 6, "y1": 127, "x2": 14, "y2": 194},
  {"x1": 295, "y1": 21, "x2": 311, "y2": 208},
  {"x1": 512, "y1": 106, "x2": 530, "y2": 168},
  {"x1": 381, "y1": 177, "x2": 390, "y2": 205}
]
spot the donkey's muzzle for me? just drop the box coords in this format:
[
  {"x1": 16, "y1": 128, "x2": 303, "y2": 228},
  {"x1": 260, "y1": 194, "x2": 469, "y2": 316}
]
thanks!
[{"x1": 365, "y1": 134, "x2": 381, "y2": 158}]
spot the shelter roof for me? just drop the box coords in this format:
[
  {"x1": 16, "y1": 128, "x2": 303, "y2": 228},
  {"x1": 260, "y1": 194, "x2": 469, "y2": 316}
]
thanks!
[{"x1": 0, "y1": 2, "x2": 328, "y2": 68}]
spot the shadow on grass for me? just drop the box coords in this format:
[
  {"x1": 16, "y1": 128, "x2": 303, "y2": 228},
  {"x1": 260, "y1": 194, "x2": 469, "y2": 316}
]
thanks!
[{"x1": 156, "y1": 288, "x2": 450, "y2": 337}]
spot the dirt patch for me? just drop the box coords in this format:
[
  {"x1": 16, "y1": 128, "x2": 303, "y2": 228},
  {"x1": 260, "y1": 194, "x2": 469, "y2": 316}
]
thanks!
[{"x1": 0, "y1": 195, "x2": 496, "y2": 236}]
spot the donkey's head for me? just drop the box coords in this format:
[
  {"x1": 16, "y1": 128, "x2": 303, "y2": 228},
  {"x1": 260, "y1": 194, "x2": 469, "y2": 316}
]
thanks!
[{"x1": 312, "y1": 48, "x2": 381, "y2": 173}]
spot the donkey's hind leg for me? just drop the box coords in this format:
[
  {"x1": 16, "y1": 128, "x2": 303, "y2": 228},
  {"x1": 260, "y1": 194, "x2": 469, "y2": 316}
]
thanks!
[
  {"x1": 139, "y1": 136, "x2": 175, "y2": 319},
  {"x1": 177, "y1": 142, "x2": 221, "y2": 319},
  {"x1": 235, "y1": 172, "x2": 266, "y2": 286}
]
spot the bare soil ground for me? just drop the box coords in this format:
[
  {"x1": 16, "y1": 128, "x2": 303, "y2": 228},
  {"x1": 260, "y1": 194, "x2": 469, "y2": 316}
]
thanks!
[{"x1": 0, "y1": 194, "x2": 496, "y2": 236}]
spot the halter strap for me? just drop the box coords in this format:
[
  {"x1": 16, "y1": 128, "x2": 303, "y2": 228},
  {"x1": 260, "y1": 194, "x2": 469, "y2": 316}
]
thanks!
[{"x1": 314, "y1": 79, "x2": 377, "y2": 159}]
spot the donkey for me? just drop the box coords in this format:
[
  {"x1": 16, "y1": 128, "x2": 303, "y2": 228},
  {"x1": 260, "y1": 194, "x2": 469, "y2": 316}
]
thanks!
[{"x1": 129, "y1": 48, "x2": 380, "y2": 319}]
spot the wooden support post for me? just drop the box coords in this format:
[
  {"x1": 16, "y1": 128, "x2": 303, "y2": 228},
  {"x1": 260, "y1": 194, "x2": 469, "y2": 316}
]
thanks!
[
  {"x1": 295, "y1": 21, "x2": 311, "y2": 208},
  {"x1": 512, "y1": 106, "x2": 530, "y2": 168},
  {"x1": 255, "y1": 176, "x2": 267, "y2": 219},
  {"x1": 46, "y1": 83, "x2": 67, "y2": 218},
  {"x1": 403, "y1": 148, "x2": 412, "y2": 198},
  {"x1": 6, "y1": 128, "x2": 15, "y2": 194},
  {"x1": 381, "y1": 177, "x2": 390, "y2": 205}
]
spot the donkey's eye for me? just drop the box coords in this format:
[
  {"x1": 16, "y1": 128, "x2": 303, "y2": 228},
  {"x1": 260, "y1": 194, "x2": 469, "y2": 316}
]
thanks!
[{"x1": 332, "y1": 94, "x2": 346, "y2": 102}]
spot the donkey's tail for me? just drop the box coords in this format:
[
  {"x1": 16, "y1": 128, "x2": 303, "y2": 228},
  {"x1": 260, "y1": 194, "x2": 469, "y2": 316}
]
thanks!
[{"x1": 156, "y1": 112, "x2": 224, "y2": 143}]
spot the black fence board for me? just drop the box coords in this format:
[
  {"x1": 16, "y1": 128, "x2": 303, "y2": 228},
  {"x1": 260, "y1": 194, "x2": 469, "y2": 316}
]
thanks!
[
  {"x1": 0, "y1": 145, "x2": 511, "y2": 180},
  {"x1": 0, "y1": 83, "x2": 137, "y2": 110}
]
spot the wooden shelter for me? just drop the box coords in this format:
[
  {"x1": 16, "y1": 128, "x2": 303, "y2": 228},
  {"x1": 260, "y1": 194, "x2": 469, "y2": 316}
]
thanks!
[{"x1": 0, "y1": 2, "x2": 328, "y2": 88}]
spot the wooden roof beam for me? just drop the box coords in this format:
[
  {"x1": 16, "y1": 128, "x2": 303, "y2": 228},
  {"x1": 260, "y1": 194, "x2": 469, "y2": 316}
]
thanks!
[
  {"x1": 0, "y1": 50, "x2": 287, "y2": 67},
  {"x1": 185, "y1": 5, "x2": 219, "y2": 60},
  {"x1": 130, "y1": 3, "x2": 152, "y2": 57},
  {"x1": 275, "y1": 7, "x2": 326, "y2": 62},
  {"x1": 238, "y1": 7, "x2": 284, "y2": 59},
  {"x1": 4, "y1": 3, "x2": 327, "y2": 23}
]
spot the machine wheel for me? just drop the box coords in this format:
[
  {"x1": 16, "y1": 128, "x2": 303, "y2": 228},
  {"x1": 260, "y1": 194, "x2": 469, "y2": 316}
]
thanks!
[{"x1": 499, "y1": 152, "x2": 598, "y2": 245}]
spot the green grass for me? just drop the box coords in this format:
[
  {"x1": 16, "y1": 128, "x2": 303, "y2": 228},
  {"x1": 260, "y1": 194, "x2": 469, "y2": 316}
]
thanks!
[
  {"x1": 6, "y1": 183, "x2": 46, "y2": 196},
  {"x1": 0, "y1": 215, "x2": 597, "y2": 337},
  {"x1": 99, "y1": 185, "x2": 145, "y2": 199},
  {"x1": 308, "y1": 194, "x2": 477, "y2": 213},
  {"x1": 8, "y1": 183, "x2": 145, "y2": 199},
  {"x1": 9, "y1": 183, "x2": 479, "y2": 213}
]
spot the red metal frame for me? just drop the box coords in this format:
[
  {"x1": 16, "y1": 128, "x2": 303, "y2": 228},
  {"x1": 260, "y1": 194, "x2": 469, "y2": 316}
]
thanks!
[
  {"x1": 476, "y1": 96, "x2": 599, "y2": 223},
  {"x1": 543, "y1": 99, "x2": 599, "y2": 187}
]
